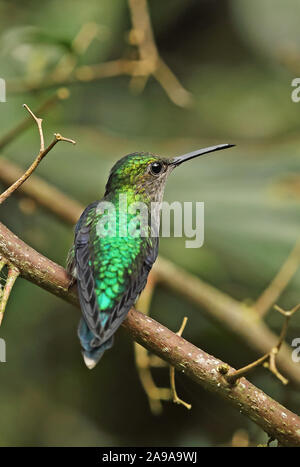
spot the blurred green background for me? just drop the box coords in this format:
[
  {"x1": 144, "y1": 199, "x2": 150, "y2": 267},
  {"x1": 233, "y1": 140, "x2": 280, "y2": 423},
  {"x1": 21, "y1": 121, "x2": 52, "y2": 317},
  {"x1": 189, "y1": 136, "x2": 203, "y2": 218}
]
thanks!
[{"x1": 0, "y1": 0, "x2": 300, "y2": 447}]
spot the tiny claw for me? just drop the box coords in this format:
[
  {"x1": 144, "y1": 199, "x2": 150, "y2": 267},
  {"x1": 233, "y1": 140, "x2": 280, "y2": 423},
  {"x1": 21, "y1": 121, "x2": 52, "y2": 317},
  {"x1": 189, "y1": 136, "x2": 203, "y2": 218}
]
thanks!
[{"x1": 67, "y1": 276, "x2": 76, "y2": 292}]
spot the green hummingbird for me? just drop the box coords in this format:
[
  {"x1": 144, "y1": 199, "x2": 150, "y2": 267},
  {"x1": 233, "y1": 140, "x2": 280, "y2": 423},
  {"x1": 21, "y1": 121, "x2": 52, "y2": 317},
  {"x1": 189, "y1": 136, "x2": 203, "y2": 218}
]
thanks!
[{"x1": 67, "y1": 144, "x2": 234, "y2": 369}]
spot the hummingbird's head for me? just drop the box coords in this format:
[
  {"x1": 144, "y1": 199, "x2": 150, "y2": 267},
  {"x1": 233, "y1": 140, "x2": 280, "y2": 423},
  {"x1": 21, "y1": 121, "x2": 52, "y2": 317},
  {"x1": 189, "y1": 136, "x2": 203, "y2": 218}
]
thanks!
[
  {"x1": 105, "y1": 144, "x2": 235, "y2": 200},
  {"x1": 105, "y1": 152, "x2": 171, "y2": 200}
]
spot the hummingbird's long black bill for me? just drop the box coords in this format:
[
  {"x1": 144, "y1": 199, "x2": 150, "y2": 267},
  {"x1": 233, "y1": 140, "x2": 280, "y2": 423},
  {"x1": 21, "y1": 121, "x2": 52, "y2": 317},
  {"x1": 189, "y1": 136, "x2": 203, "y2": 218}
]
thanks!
[{"x1": 170, "y1": 143, "x2": 235, "y2": 166}]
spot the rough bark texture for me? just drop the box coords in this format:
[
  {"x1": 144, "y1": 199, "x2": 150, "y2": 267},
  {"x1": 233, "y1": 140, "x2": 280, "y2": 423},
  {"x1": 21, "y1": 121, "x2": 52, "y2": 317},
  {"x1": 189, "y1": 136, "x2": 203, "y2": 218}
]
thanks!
[
  {"x1": 0, "y1": 162, "x2": 299, "y2": 386},
  {"x1": 124, "y1": 310, "x2": 300, "y2": 447},
  {"x1": 0, "y1": 220, "x2": 300, "y2": 446}
]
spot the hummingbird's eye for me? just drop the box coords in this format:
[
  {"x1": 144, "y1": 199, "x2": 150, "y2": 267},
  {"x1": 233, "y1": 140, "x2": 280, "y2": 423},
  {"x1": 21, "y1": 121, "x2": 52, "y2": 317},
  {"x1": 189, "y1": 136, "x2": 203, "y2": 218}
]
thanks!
[{"x1": 150, "y1": 161, "x2": 163, "y2": 175}]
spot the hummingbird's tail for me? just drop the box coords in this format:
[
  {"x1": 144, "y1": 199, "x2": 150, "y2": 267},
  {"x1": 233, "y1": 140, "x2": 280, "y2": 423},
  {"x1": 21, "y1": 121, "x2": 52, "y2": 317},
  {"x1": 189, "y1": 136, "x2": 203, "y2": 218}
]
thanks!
[{"x1": 78, "y1": 318, "x2": 114, "y2": 370}]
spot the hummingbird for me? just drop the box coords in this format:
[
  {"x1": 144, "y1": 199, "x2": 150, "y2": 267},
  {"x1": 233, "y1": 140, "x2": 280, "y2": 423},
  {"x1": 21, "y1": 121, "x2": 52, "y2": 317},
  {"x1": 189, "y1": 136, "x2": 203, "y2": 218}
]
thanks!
[{"x1": 67, "y1": 144, "x2": 234, "y2": 369}]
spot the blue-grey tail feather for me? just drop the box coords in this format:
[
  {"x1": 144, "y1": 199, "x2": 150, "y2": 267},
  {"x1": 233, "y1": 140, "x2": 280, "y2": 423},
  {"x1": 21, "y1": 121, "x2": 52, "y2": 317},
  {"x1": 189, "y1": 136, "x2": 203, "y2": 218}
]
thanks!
[{"x1": 78, "y1": 318, "x2": 114, "y2": 368}]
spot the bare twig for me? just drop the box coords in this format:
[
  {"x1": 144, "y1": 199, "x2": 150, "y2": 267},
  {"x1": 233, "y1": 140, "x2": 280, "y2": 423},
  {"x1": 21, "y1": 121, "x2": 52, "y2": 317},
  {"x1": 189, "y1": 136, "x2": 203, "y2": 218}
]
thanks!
[
  {"x1": 0, "y1": 264, "x2": 20, "y2": 326},
  {"x1": 0, "y1": 221, "x2": 300, "y2": 446},
  {"x1": 1, "y1": 162, "x2": 299, "y2": 385},
  {"x1": 0, "y1": 105, "x2": 75, "y2": 205},
  {"x1": 170, "y1": 317, "x2": 192, "y2": 410},
  {"x1": 8, "y1": 1, "x2": 192, "y2": 108},
  {"x1": 154, "y1": 257, "x2": 300, "y2": 387},
  {"x1": 136, "y1": 279, "x2": 192, "y2": 413},
  {"x1": 7, "y1": 60, "x2": 140, "y2": 93},
  {"x1": 0, "y1": 88, "x2": 70, "y2": 152},
  {"x1": 222, "y1": 304, "x2": 300, "y2": 385},
  {"x1": 134, "y1": 273, "x2": 171, "y2": 415},
  {"x1": 0, "y1": 101, "x2": 299, "y2": 385},
  {"x1": 23, "y1": 104, "x2": 45, "y2": 152},
  {"x1": 48, "y1": 22, "x2": 100, "y2": 83},
  {"x1": 128, "y1": 0, "x2": 192, "y2": 107},
  {"x1": 255, "y1": 238, "x2": 300, "y2": 316}
]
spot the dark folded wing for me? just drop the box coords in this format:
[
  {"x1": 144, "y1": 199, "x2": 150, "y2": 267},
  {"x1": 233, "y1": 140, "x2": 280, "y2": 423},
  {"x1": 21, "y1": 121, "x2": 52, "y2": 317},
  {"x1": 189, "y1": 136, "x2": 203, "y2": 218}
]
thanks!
[
  {"x1": 75, "y1": 201, "x2": 159, "y2": 348},
  {"x1": 74, "y1": 202, "x2": 102, "y2": 338}
]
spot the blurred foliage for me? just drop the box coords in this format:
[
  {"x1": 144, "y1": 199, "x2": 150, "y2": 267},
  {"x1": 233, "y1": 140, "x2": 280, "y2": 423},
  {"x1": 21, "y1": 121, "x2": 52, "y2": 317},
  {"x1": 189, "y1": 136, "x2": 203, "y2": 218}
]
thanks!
[{"x1": 0, "y1": 0, "x2": 300, "y2": 447}]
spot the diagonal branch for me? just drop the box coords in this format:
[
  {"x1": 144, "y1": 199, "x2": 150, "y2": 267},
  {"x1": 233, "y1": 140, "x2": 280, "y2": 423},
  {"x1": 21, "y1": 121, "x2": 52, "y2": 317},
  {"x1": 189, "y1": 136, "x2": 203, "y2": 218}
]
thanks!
[
  {"x1": 154, "y1": 257, "x2": 300, "y2": 387},
  {"x1": 0, "y1": 161, "x2": 300, "y2": 386},
  {"x1": 0, "y1": 100, "x2": 299, "y2": 386},
  {"x1": 0, "y1": 220, "x2": 299, "y2": 446}
]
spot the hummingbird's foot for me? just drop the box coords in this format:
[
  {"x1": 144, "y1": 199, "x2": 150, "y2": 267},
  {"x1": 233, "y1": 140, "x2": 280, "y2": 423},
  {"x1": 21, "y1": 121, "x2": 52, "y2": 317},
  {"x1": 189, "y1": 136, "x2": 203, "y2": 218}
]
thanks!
[{"x1": 67, "y1": 276, "x2": 76, "y2": 291}]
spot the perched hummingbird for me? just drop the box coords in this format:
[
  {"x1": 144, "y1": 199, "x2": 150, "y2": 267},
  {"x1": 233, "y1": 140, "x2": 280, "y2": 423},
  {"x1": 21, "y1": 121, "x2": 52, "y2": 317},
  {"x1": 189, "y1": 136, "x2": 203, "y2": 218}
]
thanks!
[{"x1": 67, "y1": 144, "x2": 234, "y2": 369}]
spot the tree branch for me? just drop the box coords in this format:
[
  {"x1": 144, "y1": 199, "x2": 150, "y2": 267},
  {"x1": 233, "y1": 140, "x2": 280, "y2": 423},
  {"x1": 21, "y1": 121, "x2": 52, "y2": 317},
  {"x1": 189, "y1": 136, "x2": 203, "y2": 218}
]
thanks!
[
  {"x1": 0, "y1": 157, "x2": 83, "y2": 224},
  {"x1": 154, "y1": 257, "x2": 300, "y2": 387},
  {"x1": 223, "y1": 304, "x2": 300, "y2": 385},
  {"x1": 0, "y1": 88, "x2": 70, "y2": 152},
  {"x1": 128, "y1": 0, "x2": 192, "y2": 107},
  {"x1": 0, "y1": 220, "x2": 299, "y2": 446},
  {"x1": 0, "y1": 259, "x2": 20, "y2": 326},
  {"x1": 1, "y1": 162, "x2": 300, "y2": 386},
  {"x1": 134, "y1": 273, "x2": 172, "y2": 415},
  {"x1": 8, "y1": 0, "x2": 192, "y2": 108},
  {"x1": 254, "y1": 238, "x2": 300, "y2": 316},
  {"x1": 169, "y1": 316, "x2": 192, "y2": 410},
  {"x1": 0, "y1": 104, "x2": 76, "y2": 205}
]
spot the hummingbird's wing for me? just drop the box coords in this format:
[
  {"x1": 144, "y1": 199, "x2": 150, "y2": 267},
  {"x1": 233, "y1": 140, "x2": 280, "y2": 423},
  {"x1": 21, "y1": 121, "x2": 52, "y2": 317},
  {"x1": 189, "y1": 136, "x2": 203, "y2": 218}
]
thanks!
[
  {"x1": 66, "y1": 201, "x2": 98, "y2": 278},
  {"x1": 73, "y1": 202, "x2": 101, "y2": 338},
  {"x1": 73, "y1": 200, "x2": 159, "y2": 353}
]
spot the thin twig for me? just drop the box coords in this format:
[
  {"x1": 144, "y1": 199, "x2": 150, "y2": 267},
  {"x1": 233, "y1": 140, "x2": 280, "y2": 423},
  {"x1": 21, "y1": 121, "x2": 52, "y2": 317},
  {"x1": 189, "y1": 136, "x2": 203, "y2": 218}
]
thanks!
[
  {"x1": 0, "y1": 161, "x2": 299, "y2": 386},
  {"x1": 48, "y1": 22, "x2": 100, "y2": 83},
  {"x1": 0, "y1": 265, "x2": 20, "y2": 326},
  {"x1": 0, "y1": 88, "x2": 70, "y2": 152},
  {"x1": 134, "y1": 273, "x2": 171, "y2": 415},
  {"x1": 8, "y1": 1, "x2": 192, "y2": 108},
  {"x1": 128, "y1": 0, "x2": 193, "y2": 107},
  {"x1": 170, "y1": 317, "x2": 192, "y2": 410},
  {"x1": 222, "y1": 304, "x2": 300, "y2": 385},
  {"x1": 23, "y1": 104, "x2": 45, "y2": 152},
  {"x1": 154, "y1": 257, "x2": 300, "y2": 387},
  {"x1": 0, "y1": 221, "x2": 300, "y2": 446},
  {"x1": 0, "y1": 105, "x2": 75, "y2": 205},
  {"x1": 255, "y1": 238, "x2": 300, "y2": 316},
  {"x1": 0, "y1": 103, "x2": 299, "y2": 385},
  {"x1": 7, "y1": 60, "x2": 140, "y2": 93}
]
